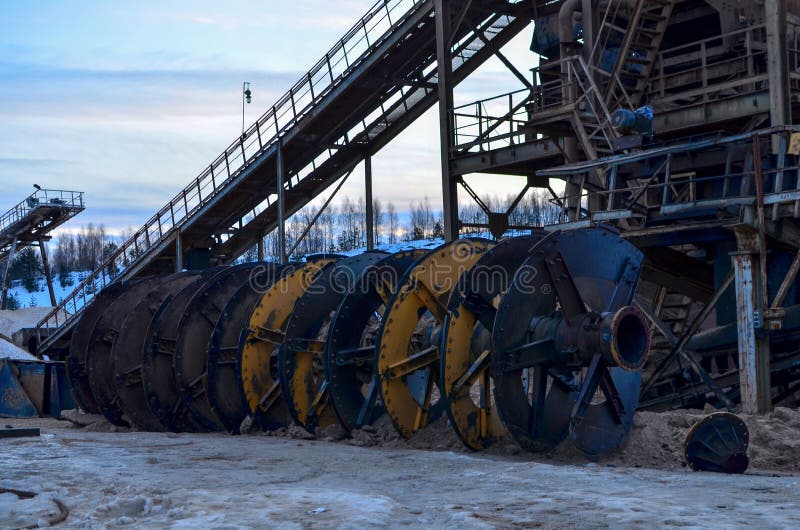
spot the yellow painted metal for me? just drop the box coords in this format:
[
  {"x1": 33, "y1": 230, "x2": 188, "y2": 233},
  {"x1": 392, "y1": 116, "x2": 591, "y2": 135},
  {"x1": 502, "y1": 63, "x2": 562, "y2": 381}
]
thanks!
[
  {"x1": 377, "y1": 239, "x2": 493, "y2": 438},
  {"x1": 240, "y1": 260, "x2": 333, "y2": 423},
  {"x1": 442, "y1": 299, "x2": 507, "y2": 450}
]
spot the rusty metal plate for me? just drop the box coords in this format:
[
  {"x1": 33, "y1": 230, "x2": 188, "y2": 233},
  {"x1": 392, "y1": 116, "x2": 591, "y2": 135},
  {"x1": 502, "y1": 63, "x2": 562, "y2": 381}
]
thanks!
[
  {"x1": 174, "y1": 263, "x2": 262, "y2": 432},
  {"x1": 143, "y1": 268, "x2": 225, "y2": 432},
  {"x1": 112, "y1": 272, "x2": 201, "y2": 431},
  {"x1": 206, "y1": 263, "x2": 282, "y2": 433},
  {"x1": 86, "y1": 276, "x2": 167, "y2": 426}
]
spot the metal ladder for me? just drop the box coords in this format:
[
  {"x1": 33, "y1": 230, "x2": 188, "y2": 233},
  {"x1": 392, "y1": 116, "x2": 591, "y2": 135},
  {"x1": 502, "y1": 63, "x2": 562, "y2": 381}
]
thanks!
[{"x1": 593, "y1": 0, "x2": 676, "y2": 111}]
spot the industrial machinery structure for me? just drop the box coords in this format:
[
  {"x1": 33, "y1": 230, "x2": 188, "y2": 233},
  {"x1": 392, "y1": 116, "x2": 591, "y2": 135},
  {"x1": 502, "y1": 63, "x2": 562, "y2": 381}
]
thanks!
[
  {"x1": 0, "y1": 188, "x2": 85, "y2": 309},
  {"x1": 22, "y1": 0, "x2": 800, "y2": 454}
]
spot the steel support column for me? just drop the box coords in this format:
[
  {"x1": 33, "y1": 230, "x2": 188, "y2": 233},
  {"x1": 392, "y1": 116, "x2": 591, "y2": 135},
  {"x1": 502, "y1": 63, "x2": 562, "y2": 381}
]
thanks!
[
  {"x1": 175, "y1": 234, "x2": 183, "y2": 272},
  {"x1": 1, "y1": 237, "x2": 18, "y2": 310},
  {"x1": 435, "y1": 0, "x2": 459, "y2": 241},
  {"x1": 766, "y1": 0, "x2": 790, "y2": 133},
  {"x1": 257, "y1": 238, "x2": 264, "y2": 261},
  {"x1": 39, "y1": 239, "x2": 56, "y2": 307},
  {"x1": 731, "y1": 251, "x2": 772, "y2": 413},
  {"x1": 365, "y1": 154, "x2": 375, "y2": 250},
  {"x1": 277, "y1": 142, "x2": 287, "y2": 264}
]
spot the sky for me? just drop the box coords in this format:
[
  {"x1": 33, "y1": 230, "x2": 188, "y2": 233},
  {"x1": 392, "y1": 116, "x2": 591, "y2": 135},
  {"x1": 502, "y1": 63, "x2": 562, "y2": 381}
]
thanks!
[{"x1": 0, "y1": 0, "x2": 538, "y2": 234}]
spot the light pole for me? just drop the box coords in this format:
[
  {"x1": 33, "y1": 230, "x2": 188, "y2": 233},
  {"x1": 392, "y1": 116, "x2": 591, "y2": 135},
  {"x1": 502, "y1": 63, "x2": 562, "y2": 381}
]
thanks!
[{"x1": 242, "y1": 81, "x2": 252, "y2": 137}]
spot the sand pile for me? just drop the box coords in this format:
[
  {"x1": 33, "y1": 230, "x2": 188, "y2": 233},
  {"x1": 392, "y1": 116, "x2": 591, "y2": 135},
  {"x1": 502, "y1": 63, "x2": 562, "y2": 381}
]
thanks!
[
  {"x1": 262, "y1": 405, "x2": 800, "y2": 474},
  {"x1": 593, "y1": 407, "x2": 800, "y2": 474},
  {"x1": 0, "y1": 338, "x2": 36, "y2": 360},
  {"x1": 0, "y1": 308, "x2": 56, "y2": 339}
]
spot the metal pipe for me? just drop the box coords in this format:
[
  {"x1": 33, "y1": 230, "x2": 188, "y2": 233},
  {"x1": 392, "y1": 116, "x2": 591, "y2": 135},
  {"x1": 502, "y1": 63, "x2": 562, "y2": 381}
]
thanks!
[{"x1": 559, "y1": 0, "x2": 583, "y2": 220}]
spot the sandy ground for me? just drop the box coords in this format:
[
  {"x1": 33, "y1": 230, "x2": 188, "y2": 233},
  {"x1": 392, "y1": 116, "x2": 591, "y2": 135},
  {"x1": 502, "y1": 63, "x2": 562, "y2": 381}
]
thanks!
[{"x1": 2, "y1": 417, "x2": 800, "y2": 529}]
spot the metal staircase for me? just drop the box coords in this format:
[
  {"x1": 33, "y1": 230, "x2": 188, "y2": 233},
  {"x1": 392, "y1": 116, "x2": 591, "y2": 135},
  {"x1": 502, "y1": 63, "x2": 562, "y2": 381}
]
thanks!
[
  {"x1": 593, "y1": 0, "x2": 676, "y2": 112},
  {"x1": 35, "y1": 0, "x2": 533, "y2": 353},
  {"x1": 529, "y1": 54, "x2": 618, "y2": 160}
]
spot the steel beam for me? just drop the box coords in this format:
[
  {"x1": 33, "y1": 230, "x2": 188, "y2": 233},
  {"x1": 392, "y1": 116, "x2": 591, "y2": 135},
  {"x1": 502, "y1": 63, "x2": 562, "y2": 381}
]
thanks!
[
  {"x1": 39, "y1": 239, "x2": 56, "y2": 307},
  {"x1": 175, "y1": 234, "x2": 183, "y2": 272},
  {"x1": 766, "y1": 0, "x2": 790, "y2": 131},
  {"x1": 731, "y1": 252, "x2": 772, "y2": 414},
  {"x1": 1, "y1": 237, "x2": 18, "y2": 309},
  {"x1": 277, "y1": 142, "x2": 287, "y2": 264},
  {"x1": 365, "y1": 155, "x2": 374, "y2": 251},
  {"x1": 435, "y1": 0, "x2": 459, "y2": 241}
]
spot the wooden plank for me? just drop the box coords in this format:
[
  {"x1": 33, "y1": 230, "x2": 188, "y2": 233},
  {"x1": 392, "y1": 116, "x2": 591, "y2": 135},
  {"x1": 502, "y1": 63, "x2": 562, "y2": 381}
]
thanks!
[{"x1": 0, "y1": 427, "x2": 41, "y2": 438}]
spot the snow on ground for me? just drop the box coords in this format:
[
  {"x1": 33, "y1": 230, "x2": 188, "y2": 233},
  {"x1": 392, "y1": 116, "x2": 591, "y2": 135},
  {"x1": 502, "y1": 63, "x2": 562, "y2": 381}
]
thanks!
[
  {"x1": 5, "y1": 271, "x2": 89, "y2": 310},
  {"x1": 1, "y1": 418, "x2": 799, "y2": 529}
]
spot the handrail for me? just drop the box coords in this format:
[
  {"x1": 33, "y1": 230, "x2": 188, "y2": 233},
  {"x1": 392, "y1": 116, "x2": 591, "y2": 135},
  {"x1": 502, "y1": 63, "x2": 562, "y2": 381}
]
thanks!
[
  {"x1": 0, "y1": 189, "x2": 85, "y2": 239},
  {"x1": 35, "y1": 0, "x2": 427, "y2": 341}
]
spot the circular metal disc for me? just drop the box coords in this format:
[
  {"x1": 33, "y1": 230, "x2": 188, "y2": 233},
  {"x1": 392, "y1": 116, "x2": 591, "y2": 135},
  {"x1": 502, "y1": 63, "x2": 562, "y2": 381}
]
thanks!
[
  {"x1": 325, "y1": 249, "x2": 428, "y2": 432},
  {"x1": 492, "y1": 227, "x2": 644, "y2": 456},
  {"x1": 143, "y1": 267, "x2": 225, "y2": 432},
  {"x1": 206, "y1": 263, "x2": 282, "y2": 433},
  {"x1": 240, "y1": 257, "x2": 338, "y2": 430},
  {"x1": 684, "y1": 412, "x2": 749, "y2": 473},
  {"x1": 442, "y1": 234, "x2": 544, "y2": 450},
  {"x1": 86, "y1": 276, "x2": 165, "y2": 426},
  {"x1": 67, "y1": 282, "x2": 130, "y2": 414},
  {"x1": 174, "y1": 263, "x2": 261, "y2": 431},
  {"x1": 377, "y1": 238, "x2": 493, "y2": 439},
  {"x1": 279, "y1": 252, "x2": 388, "y2": 432},
  {"x1": 112, "y1": 272, "x2": 200, "y2": 431}
]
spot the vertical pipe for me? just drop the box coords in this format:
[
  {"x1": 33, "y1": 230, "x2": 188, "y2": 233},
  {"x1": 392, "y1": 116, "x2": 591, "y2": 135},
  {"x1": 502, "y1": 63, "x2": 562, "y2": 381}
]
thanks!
[
  {"x1": 277, "y1": 142, "x2": 287, "y2": 264},
  {"x1": 39, "y1": 239, "x2": 57, "y2": 307},
  {"x1": 1, "y1": 238, "x2": 18, "y2": 309},
  {"x1": 365, "y1": 155, "x2": 375, "y2": 251},
  {"x1": 731, "y1": 252, "x2": 772, "y2": 414},
  {"x1": 435, "y1": 0, "x2": 459, "y2": 241}
]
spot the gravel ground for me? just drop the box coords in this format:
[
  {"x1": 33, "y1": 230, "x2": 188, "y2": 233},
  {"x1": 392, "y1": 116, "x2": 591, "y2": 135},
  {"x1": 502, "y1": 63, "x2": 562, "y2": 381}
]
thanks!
[{"x1": 2, "y1": 418, "x2": 799, "y2": 529}]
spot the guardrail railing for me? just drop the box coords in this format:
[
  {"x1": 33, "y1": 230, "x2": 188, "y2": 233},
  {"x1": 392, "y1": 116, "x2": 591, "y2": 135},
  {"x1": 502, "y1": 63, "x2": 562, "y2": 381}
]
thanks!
[
  {"x1": 35, "y1": 0, "x2": 428, "y2": 345},
  {"x1": 0, "y1": 189, "x2": 85, "y2": 240}
]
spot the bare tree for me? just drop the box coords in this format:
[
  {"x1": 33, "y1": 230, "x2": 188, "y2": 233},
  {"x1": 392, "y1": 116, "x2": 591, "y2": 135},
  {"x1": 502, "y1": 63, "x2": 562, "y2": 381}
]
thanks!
[{"x1": 387, "y1": 201, "x2": 399, "y2": 244}]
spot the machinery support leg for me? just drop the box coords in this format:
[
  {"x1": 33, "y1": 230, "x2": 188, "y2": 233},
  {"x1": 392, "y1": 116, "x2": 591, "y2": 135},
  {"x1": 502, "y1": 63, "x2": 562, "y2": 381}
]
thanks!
[
  {"x1": 39, "y1": 239, "x2": 57, "y2": 307},
  {"x1": 175, "y1": 234, "x2": 183, "y2": 273},
  {"x1": 731, "y1": 252, "x2": 772, "y2": 414},
  {"x1": 365, "y1": 155, "x2": 374, "y2": 251},
  {"x1": 277, "y1": 142, "x2": 287, "y2": 265},
  {"x1": 434, "y1": 0, "x2": 459, "y2": 242},
  {"x1": 1, "y1": 237, "x2": 18, "y2": 310},
  {"x1": 766, "y1": 0, "x2": 790, "y2": 135}
]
